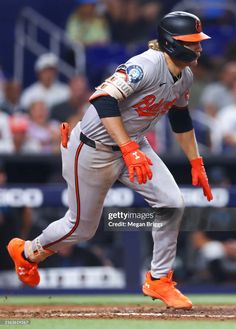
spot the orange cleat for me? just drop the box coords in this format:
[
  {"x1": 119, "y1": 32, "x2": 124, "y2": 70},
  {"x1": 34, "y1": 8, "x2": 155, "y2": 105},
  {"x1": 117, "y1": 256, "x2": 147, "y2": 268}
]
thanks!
[
  {"x1": 142, "y1": 271, "x2": 193, "y2": 309},
  {"x1": 7, "y1": 238, "x2": 40, "y2": 287}
]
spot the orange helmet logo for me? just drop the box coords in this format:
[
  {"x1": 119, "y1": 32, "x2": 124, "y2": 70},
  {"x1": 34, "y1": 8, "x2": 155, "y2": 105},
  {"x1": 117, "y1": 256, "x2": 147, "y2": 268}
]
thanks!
[{"x1": 195, "y1": 19, "x2": 202, "y2": 33}]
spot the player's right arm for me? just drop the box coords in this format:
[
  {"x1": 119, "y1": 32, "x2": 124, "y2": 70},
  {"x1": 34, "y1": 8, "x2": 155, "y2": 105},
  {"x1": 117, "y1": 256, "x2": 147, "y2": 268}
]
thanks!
[
  {"x1": 101, "y1": 115, "x2": 152, "y2": 184},
  {"x1": 89, "y1": 68, "x2": 152, "y2": 184},
  {"x1": 101, "y1": 116, "x2": 130, "y2": 145}
]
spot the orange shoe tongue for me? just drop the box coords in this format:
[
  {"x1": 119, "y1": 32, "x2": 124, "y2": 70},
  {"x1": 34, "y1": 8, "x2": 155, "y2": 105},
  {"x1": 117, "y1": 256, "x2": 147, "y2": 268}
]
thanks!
[
  {"x1": 160, "y1": 271, "x2": 177, "y2": 286},
  {"x1": 159, "y1": 271, "x2": 173, "y2": 281},
  {"x1": 167, "y1": 270, "x2": 174, "y2": 280},
  {"x1": 161, "y1": 277, "x2": 172, "y2": 283}
]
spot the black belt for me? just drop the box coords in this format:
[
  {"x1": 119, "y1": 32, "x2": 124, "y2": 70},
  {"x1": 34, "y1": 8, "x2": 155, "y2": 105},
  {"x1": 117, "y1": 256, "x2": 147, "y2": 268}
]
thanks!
[{"x1": 80, "y1": 132, "x2": 120, "y2": 151}]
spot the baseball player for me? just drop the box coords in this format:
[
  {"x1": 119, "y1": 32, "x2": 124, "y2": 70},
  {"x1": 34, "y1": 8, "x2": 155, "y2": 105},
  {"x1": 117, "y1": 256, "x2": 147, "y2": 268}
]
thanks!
[{"x1": 8, "y1": 11, "x2": 213, "y2": 309}]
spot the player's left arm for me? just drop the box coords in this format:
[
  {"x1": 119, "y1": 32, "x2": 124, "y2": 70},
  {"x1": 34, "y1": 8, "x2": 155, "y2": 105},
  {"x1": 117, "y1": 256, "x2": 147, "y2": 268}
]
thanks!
[{"x1": 168, "y1": 105, "x2": 213, "y2": 201}]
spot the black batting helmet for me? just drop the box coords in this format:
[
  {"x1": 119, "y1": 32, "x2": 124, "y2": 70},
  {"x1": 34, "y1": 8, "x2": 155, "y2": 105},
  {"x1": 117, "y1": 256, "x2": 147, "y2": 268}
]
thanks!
[{"x1": 157, "y1": 11, "x2": 210, "y2": 63}]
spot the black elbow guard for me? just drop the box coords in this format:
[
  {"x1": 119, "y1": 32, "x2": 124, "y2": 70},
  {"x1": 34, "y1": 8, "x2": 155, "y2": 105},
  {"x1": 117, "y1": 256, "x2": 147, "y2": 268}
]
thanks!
[
  {"x1": 90, "y1": 95, "x2": 121, "y2": 118},
  {"x1": 168, "y1": 106, "x2": 193, "y2": 133}
]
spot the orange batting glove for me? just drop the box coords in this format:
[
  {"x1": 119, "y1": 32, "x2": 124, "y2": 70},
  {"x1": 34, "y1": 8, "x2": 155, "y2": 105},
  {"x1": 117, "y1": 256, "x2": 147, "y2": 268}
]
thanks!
[
  {"x1": 60, "y1": 122, "x2": 70, "y2": 148},
  {"x1": 190, "y1": 157, "x2": 213, "y2": 201},
  {"x1": 120, "y1": 140, "x2": 153, "y2": 184}
]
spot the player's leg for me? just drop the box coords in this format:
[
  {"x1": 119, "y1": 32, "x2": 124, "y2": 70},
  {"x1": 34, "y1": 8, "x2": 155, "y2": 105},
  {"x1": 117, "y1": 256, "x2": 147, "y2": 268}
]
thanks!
[
  {"x1": 36, "y1": 143, "x2": 123, "y2": 251},
  {"x1": 119, "y1": 137, "x2": 192, "y2": 309},
  {"x1": 7, "y1": 129, "x2": 123, "y2": 286},
  {"x1": 119, "y1": 137, "x2": 184, "y2": 275}
]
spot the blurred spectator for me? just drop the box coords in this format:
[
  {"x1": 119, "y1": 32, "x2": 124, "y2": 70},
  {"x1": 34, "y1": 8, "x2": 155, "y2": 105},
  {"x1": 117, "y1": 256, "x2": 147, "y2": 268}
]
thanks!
[
  {"x1": 65, "y1": 0, "x2": 110, "y2": 46},
  {"x1": 225, "y1": 40, "x2": 236, "y2": 62},
  {"x1": 102, "y1": 0, "x2": 123, "y2": 22},
  {"x1": 9, "y1": 115, "x2": 41, "y2": 154},
  {"x1": 50, "y1": 75, "x2": 90, "y2": 127},
  {"x1": 216, "y1": 82, "x2": 236, "y2": 152},
  {"x1": 188, "y1": 111, "x2": 212, "y2": 155},
  {"x1": 187, "y1": 167, "x2": 236, "y2": 283},
  {"x1": 28, "y1": 101, "x2": 61, "y2": 154},
  {"x1": 0, "y1": 79, "x2": 23, "y2": 115},
  {"x1": 189, "y1": 54, "x2": 214, "y2": 154},
  {"x1": 0, "y1": 64, "x2": 5, "y2": 104},
  {"x1": 105, "y1": 0, "x2": 152, "y2": 45},
  {"x1": 0, "y1": 111, "x2": 13, "y2": 153},
  {"x1": 172, "y1": 0, "x2": 236, "y2": 26},
  {"x1": 20, "y1": 53, "x2": 70, "y2": 111},
  {"x1": 200, "y1": 61, "x2": 236, "y2": 118},
  {"x1": 140, "y1": 0, "x2": 163, "y2": 38},
  {"x1": 189, "y1": 55, "x2": 214, "y2": 110},
  {"x1": 190, "y1": 225, "x2": 236, "y2": 283},
  {"x1": 186, "y1": 55, "x2": 214, "y2": 153},
  {"x1": 0, "y1": 160, "x2": 7, "y2": 185},
  {"x1": 0, "y1": 112, "x2": 41, "y2": 154},
  {"x1": 196, "y1": 61, "x2": 236, "y2": 153}
]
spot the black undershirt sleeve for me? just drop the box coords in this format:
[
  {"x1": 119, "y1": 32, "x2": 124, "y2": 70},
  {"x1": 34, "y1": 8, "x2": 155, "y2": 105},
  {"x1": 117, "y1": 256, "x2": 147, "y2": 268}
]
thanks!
[
  {"x1": 90, "y1": 95, "x2": 121, "y2": 118},
  {"x1": 168, "y1": 106, "x2": 193, "y2": 133}
]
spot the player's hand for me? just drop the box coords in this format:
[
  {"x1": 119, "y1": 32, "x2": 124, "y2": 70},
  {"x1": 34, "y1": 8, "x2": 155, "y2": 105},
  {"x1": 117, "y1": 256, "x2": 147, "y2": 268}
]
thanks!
[
  {"x1": 120, "y1": 141, "x2": 153, "y2": 184},
  {"x1": 190, "y1": 157, "x2": 213, "y2": 201}
]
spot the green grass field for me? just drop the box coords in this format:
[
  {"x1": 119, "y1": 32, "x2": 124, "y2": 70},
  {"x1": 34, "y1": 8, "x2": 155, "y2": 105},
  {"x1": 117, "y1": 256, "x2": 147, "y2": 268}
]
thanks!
[
  {"x1": 1, "y1": 294, "x2": 236, "y2": 305},
  {"x1": 1, "y1": 295, "x2": 236, "y2": 329}
]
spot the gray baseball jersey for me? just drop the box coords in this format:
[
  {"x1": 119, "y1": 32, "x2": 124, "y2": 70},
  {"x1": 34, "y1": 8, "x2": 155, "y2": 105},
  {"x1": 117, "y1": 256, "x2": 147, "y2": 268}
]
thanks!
[
  {"x1": 31, "y1": 49, "x2": 192, "y2": 278},
  {"x1": 81, "y1": 49, "x2": 193, "y2": 144}
]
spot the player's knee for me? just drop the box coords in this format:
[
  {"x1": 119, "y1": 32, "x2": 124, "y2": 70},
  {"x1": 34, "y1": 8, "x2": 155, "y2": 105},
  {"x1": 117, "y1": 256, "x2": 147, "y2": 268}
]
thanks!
[
  {"x1": 73, "y1": 224, "x2": 97, "y2": 242},
  {"x1": 175, "y1": 193, "x2": 185, "y2": 209},
  {"x1": 80, "y1": 230, "x2": 96, "y2": 242},
  {"x1": 167, "y1": 190, "x2": 185, "y2": 209}
]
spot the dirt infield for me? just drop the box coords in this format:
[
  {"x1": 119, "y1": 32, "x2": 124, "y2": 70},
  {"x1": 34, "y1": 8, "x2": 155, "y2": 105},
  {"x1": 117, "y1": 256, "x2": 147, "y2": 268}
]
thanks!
[{"x1": 1, "y1": 304, "x2": 235, "y2": 320}]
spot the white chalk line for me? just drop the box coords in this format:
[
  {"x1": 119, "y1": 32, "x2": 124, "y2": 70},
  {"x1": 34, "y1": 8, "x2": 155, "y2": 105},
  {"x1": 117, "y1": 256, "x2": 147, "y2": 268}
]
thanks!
[{"x1": 5, "y1": 310, "x2": 236, "y2": 319}]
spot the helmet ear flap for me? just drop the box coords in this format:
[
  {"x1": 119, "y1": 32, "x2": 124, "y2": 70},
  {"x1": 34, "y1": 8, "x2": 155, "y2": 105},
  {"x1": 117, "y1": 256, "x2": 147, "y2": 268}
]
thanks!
[
  {"x1": 158, "y1": 25, "x2": 198, "y2": 62},
  {"x1": 162, "y1": 32, "x2": 179, "y2": 55}
]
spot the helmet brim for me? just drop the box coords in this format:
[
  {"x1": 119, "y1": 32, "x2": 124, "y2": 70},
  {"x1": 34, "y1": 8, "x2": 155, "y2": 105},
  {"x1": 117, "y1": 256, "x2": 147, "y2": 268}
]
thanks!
[{"x1": 173, "y1": 32, "x2": 211, "y2": 42}]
